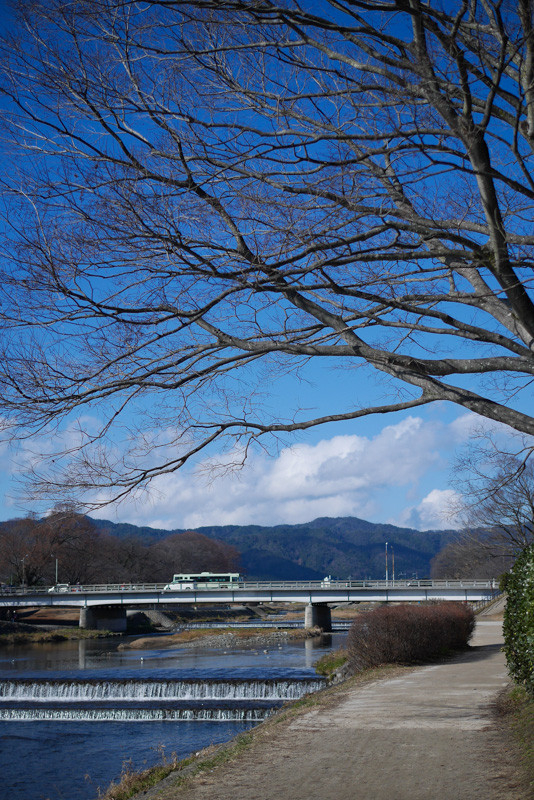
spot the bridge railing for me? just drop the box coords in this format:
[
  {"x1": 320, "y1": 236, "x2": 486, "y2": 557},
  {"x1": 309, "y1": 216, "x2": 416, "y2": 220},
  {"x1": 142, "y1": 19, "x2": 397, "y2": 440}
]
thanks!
[{"x1": 0, "y1": 578, "x2": 499, "y2": 595}]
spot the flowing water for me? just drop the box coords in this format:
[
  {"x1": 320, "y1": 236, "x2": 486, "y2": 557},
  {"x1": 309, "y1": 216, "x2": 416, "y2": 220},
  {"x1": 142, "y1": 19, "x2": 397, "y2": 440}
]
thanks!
[{"x1": 0, "y1": 630, "x2": 343, "y2": 800}]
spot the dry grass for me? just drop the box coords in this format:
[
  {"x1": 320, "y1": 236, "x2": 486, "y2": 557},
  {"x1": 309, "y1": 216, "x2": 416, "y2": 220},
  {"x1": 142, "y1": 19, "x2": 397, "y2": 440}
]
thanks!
[
  {"x1": 495, "y1": 685, "x2": 534, "y2": 796},
  {"x1": 0, "y1": 627, "x2": 114, "y2": 644},
  {"x1": 21, "y1": 607, "x2": 80, "y2": 624},
  {"x1": 119, "y1": 626, "x2": 320, "y2": 650},
  {"x1": 313, "y1": 647, "x2": 348, "y2": 678},
  {"x1": 96, "y1": 748, "x2": 182, "y2": 800}
]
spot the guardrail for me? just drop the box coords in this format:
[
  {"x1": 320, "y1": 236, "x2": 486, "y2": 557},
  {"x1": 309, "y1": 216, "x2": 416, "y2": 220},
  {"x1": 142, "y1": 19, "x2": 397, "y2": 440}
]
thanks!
[
  {"x1": 0, "y1": 578, "x2": 499, "y2": 595},
  {"x1": 179, "y1": 620, "x2": 352, "y2": 629}
]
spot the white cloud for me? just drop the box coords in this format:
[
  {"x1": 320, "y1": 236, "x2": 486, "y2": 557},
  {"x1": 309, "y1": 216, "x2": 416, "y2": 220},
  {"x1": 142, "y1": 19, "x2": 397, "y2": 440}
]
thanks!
[
  {"x1": 397, "y1": 489, "x2": 462, "y2": 531},
  {"x1": 92, "y1": 413, "x2": 474, "y2": 531}
]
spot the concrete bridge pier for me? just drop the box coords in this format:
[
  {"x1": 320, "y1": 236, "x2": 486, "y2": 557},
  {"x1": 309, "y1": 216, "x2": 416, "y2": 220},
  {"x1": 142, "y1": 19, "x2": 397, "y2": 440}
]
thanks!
[
  {"x1": 305, "y1": 603, "x2": 332, "y2": 632},
  {"x1": 79, "y1": 605, "x2": 127, "y2": 632}
]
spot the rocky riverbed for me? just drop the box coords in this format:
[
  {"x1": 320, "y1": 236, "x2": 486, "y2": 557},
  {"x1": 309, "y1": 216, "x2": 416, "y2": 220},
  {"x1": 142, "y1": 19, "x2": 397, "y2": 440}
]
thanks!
[{"x1": 117, "y1": 626, "x2": 323, "y2": 651}]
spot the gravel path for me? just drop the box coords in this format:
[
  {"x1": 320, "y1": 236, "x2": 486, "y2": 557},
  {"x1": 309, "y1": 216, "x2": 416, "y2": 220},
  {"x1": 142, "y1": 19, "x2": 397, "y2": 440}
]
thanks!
[{"x1": 145, "y1": 620, "x2": 524, "y2": 800}]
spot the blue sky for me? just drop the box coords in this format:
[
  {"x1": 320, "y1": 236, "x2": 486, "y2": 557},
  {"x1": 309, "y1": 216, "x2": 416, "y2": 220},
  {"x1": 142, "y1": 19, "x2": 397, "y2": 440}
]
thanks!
[
  {"x1": 0, "y1": 401, "x2": 483, "y2": 531},
  {"x1": 0, "y1": 0, "x2": 530, "y2": 533},
  {"x1": 0, "y1": 0, "x2": 464, "y2": 531}
]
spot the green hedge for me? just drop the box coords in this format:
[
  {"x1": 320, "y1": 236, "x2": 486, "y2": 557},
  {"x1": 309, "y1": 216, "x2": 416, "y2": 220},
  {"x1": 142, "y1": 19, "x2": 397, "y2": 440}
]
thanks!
[{"x1": 503, "y1": 544, "x2": 534, "y2": 695}]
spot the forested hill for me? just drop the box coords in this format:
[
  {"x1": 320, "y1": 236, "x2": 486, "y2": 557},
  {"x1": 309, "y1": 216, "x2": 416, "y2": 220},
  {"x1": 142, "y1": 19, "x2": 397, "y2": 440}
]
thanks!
[{"x1": 91, "y1": 516, "x2": 457, "y2": 581}]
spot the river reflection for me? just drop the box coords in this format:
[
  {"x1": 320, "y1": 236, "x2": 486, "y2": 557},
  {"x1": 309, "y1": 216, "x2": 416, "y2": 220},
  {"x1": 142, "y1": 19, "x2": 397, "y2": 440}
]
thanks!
[
  {"x1": 0, "y1": 632, "x2": 338, "y2": 675},
  {"x1": 0, "y1": 631, "x2": 344, "y2": 800}
]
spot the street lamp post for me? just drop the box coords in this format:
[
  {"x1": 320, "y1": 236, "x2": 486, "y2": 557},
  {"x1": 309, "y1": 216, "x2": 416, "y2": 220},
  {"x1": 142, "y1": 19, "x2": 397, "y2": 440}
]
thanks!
[
  {"x1": 51, "y1": 555, "x2": 58, "y2": 585},
  {"x1": 21, "y1": 554, "x2": 29, "y2": 589},
  {"x1": 385, "y1": 542, "x2": 388, "y2": 585}
]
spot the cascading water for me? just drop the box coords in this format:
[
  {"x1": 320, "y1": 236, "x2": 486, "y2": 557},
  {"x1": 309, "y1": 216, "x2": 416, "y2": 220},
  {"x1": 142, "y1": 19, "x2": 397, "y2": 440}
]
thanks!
[
  {"x1": 0, "y1": 676, "x2": 326, "y2": 721},
  {"x1": 1, "y1": 631, "x2": 345, "y2": 800},
  {"x1": 0, "y1": 677, "x2": 325, "y2": 701}
]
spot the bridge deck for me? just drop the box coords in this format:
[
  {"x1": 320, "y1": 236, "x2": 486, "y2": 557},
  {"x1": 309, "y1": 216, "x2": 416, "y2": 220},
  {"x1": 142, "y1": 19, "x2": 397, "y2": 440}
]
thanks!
[{"x1": 0, "y1": 579, "x2": 498, "y2": 608}]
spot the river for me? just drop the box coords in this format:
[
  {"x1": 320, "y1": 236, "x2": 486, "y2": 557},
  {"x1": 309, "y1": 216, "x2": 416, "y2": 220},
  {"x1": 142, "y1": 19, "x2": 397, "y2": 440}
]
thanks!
[{"x1": 0, "y1": 629, "x2": 344, "y2": 800}]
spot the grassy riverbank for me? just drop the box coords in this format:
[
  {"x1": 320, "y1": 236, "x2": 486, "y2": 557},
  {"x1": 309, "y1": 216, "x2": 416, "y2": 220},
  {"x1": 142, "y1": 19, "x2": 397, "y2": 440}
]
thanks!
[
  {"x1": 0, "y1": 603, "x2": 285, "y2": 645},
  {"x1": 98, "y1": 645, "x2": 529, "y2": 800},
  {"x1": 97, "y1": 663, "x2": 411, "y2": 800},
  {"x1": 0, "y1": 621, "x2": 321, "y2": 648},
  {"x1": 0, "y1": 620, "x2": 115, "y2": 644}
]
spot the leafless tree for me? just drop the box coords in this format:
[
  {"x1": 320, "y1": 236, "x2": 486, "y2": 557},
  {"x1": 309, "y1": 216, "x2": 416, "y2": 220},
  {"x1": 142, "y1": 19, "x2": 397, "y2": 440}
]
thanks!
[
  {"x1": 448, "y1": 431, "x2": 534, "y2": 565},
  {"x1": 1, "y1": 0, "x2": 534, "y2": 507},
  {"x1": 430, "y1": 532, "x2": 513, "y2": 579},
  {"x1": 0, "y1": 511, "x2": 97, "y2": 584},
  {"x1": 0, "y1": 516, "x2": 44, "y2": 586},
  {"x1": 148, "y1": 531, "x2": 240, "y2": 581},
  {"x1": 0, "y1": 511, "x2": 240, "y2": 584}
]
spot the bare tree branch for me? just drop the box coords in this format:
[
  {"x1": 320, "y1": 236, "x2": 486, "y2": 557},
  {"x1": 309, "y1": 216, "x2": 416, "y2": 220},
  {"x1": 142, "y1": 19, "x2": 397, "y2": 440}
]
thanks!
[{"x1": 0, "y1": 0, "x2": 534, "y2": 506}]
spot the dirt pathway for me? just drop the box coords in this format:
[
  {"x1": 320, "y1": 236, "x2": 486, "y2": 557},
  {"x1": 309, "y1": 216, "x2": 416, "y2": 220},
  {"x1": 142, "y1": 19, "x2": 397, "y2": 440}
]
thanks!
[{"x1": 147, "y1": 620, "x2": 524, "y2": 800}]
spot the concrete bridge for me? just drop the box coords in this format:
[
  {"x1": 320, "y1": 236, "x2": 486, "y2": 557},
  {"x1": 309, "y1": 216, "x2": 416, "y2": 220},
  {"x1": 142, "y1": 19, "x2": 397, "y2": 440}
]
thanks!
[{"x1": 0, "y1": 579, "x2": 498, "y2": 632}]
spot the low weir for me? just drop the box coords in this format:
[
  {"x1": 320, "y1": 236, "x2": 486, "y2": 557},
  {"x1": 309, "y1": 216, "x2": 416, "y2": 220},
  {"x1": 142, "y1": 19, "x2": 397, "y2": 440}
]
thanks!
[{"x1": 0, "y1": 676, "x2": 326, "y2": 722}]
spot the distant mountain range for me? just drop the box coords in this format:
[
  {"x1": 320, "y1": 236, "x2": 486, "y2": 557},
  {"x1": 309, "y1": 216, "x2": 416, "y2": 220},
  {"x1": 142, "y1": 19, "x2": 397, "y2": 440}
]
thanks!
[{"x1": 91, "y1": 516, "x2": 457, "y2": 581}]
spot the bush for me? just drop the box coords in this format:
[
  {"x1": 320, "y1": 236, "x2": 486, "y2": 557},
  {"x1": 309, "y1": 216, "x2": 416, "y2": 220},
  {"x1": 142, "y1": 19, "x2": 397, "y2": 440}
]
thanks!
[
  {"x1": 503, "y1": 544, "x2": 534, "y2": 696},
  {"x1": 347, "y1": 602, "x2": 475, "y2": 673}
]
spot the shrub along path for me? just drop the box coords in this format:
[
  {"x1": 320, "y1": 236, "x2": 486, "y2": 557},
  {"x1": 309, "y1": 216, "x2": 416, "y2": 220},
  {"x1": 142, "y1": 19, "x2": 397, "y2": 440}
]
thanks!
[{"x1": 141, "y1": 620, "x2": 524, "y2": 800}]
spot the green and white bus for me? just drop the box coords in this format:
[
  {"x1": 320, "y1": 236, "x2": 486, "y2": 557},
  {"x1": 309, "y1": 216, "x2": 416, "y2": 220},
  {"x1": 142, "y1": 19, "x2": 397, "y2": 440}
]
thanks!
[{"x1": 163, "y1": 572, "x2": 243, "y2": 590}]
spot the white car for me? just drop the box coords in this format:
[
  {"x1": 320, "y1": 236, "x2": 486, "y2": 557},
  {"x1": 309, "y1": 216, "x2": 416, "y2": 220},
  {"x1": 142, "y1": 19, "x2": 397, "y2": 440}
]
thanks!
[
  {"x1": 163, "y1": 581, "x2": 195, "y2": 591},
  {"x1": 48, "y1": 584, "x2": 70, "y2": 593}
]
